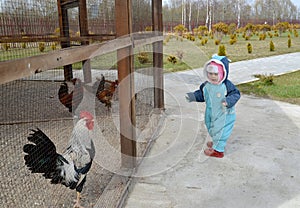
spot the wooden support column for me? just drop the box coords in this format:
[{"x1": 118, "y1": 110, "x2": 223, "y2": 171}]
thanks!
[
  {"x1": 57, "y1": 0, "x2": 74, "y2": 81},
  {"x1": 152, "y1": 0, "x2": 164, "y2": 109},
  {"x1": 78, "y1": 0, "x2": 91, "y2": 83},
  {"x1": 115, "y1": 0, "x2": 137, "y2": 168}
]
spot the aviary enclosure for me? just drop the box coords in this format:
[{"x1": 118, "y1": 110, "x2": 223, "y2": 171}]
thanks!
[{"x1": 0, "y1": 0, "x2": 163, "y2": 207}]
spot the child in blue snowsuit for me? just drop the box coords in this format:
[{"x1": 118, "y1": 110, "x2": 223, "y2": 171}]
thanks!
[{"x1": 186, "y1": 55, "x2": 240, "y2": 158}]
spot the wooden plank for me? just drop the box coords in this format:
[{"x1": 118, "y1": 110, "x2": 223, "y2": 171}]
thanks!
[
  {"x1": 0, "y1": 33, "x2": 159, "y2": 45},
  {"x1": 78, "y1": 0, "x2": 89, "y2": 44},
  {"x1": 78, "y1": 0, "x2": 91, "y2": 83},
  {"x1": 58, "y1": 0, "x2": 73, "y2": 80},
  {"x1": 61, "y1": 0, "x2": 79, "y2": 9},
  {"x1": 58, "y1": 1, "x2": 71, "y2": 49},
  {"x1": 133, "y1": 34, "x2": 163, "y2": 49},
  {"x1": 0, "y1": 35, "x2": 163, "y2": 84},
  {"x1": 0, "y1": 35, "x2": 116, "y2": 43},
  {"x1": 115, "y1": 0, "x2": 137, "y2": 168},
  {"x1": 152, "y1": 0, "x2": 164, "y2": 109}
]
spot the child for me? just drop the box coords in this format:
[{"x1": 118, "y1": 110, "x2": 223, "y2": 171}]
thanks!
[{"x1": 186, "y1": 55, "x2": 240, "y2": 158}]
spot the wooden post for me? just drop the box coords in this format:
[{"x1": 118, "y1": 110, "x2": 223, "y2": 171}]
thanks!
[
  {"x1": 78, "y1": 0, "x2": 92, "y2": 83},
  {"x1": 57, "y1": 0, "x2": 73, "y2": 81},
  {"x1": 115, "y1": 0, "x2": 137, "y2": 168},
  {"x1": 152, "y1": 0, "x2": 164, "y2": 109}
]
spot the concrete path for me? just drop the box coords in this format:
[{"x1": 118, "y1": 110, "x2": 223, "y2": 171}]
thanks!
[{"x1": 124, "y1": 53, "x2": 300, "y2": 208}]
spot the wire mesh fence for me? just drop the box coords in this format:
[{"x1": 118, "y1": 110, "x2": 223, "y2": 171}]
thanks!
[
  {"x1": 0, "y1": 56, "x2": 158, "y2": 207},
  {"x1": 1, "y1": 0, "x2": 161, "y2": 206},
  {"x1": 0, "y1": 0, "x2": 152, "y2": 62},
  {"x1": 0, "y1": 39, "x2": 161, "y2": 207},
  {"x1": 0, "y1": 77, "x2": 116, "y2": 207}
]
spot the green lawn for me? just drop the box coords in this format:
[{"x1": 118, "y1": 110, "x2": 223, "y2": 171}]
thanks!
[
  {"x1": 237, "y1": 71, "x2": 300, "y2": 105},
  {"x1": 163, "y1": 31, "x2": 300, "y2": 69},
  {"x1": 163, "y1": 32, "x2": 300, "y2": 105},
  {"x1": 1, "y1": 31, "x2": 300, "y2": 105}
]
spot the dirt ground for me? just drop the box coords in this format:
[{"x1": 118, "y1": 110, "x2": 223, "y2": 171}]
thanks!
[{"x1": 0, "y1": 79, "x2": 158, "y2": 208}]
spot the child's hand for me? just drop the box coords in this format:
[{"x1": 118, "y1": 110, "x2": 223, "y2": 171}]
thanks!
[
  {"x1": 222, "y1": 100, "x2": 227, "y2": 107},
  {"x1": 186, "y1": 92, "x2": 197, "y2": 102},
  {"x1": 185, "y1": 94, "x2": 191, "y2": 102}
]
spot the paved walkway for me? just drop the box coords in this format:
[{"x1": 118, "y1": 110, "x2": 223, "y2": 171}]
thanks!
[{"x1": 124, "y1": 53, "x2": 300, "y2": 208}]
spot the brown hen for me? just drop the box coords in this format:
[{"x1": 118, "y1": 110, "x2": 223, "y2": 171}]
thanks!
[
  {"x1": 58, "y1": 78, "x2": 83, "y2": 113},
  {"x1": 95, "y1": 78, "x2": 118, "y2": 110}
]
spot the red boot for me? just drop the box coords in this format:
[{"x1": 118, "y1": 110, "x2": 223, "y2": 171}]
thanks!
[{"x1": 204, "y1": 148, "x2": 224, "y2": 158}]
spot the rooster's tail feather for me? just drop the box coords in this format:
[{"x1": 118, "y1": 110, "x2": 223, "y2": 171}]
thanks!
[
  {"x1": 23, "y1": 129, "x2": 78, "y2": 188},
  {"x1": 23, "y1": 129, "x2": 58, "y2": 174}
]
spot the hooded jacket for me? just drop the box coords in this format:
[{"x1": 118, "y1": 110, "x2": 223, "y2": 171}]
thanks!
[
  {"x1": 187, "y1": 55, "x2": 240, "y2": 107},
  {"x1": 186, "y1": 55, "x2": 240, "y2": 152}
]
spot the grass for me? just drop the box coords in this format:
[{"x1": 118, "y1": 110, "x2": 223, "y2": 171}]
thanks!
[
  {"x1": 163, "y1": 32, "x2": 300, "y2": 105},
  {"x1": 1, "y1": 31, "x2": 300, "y2": 105},
  {"x1": 237, "y1": 71, "x2": 300, "y2": 105},
  {"x1": 163, "y1": 31, "x2": 300, "y2": 69},
  {"x1": 163, "y1": 36, "x2": 209, "y2": 69}
]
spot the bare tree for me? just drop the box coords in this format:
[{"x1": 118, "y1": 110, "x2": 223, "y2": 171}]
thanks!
[
  {"x1": 205, "y1": 0, "x2": 209, "y2": 29},
  {"x1": 188, "y1": 0, "x2": 192, "y2": 31},
  {"x1": 254, "y1": 0, "x2": 297, "y2": 24},
  {"x1": 195, "y1": 0, "x2": 205, "y2": 25},
  {"x1": 205, "y1": 0, "x2": 213, "y2": 31},
  {"x1": 162, "y1": 0, "x2": 298, "y2": 29},
  {"x1": 182, "y1": 0, "x2": 186, "y2": 26},
  {"x1": 277, "y1": 0, "x2": 297, "y2": 21},
  {"x1": 35, "y1": 0, "x2": 57, "y2": 17},
  {"x1": 237, "y1": 0, "x2": 241, "y2": 28}
]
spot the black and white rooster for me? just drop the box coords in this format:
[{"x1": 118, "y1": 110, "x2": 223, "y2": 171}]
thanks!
[{"x1": 23, "y1": 111, "x2": 95, "y2": 208}]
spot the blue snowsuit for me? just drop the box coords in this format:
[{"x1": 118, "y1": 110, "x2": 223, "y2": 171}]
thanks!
[{"x1": 187, "y1": 55, "x2": 240, "y2": 152}]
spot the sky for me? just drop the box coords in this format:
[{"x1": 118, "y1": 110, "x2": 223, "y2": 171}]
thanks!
[
  {"x1": 291, "y1": 0, "x2": 300, "y2": 8},
  {"x1": 163, "y1": 0, "x2": 300, "y2": 8}
]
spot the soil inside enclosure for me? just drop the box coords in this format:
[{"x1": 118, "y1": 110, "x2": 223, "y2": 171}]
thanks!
[{"x1": 0, "y1": 78, "x2": 160, "y2": 208}]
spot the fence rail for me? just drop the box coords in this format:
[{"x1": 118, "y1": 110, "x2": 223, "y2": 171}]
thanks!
[
  {"x1": 0, "y1": 32, "x2": 164, "y2": 84},
  {"x1": 0, "y1": 34, "x2": 116, "y2": 43}
]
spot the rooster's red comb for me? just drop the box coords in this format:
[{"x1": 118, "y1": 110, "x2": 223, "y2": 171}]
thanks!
[{"x1": 80, "y1": 111, "x2": 93, "y2": 120}]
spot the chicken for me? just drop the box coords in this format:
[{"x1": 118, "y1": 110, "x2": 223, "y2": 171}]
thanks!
[
  {"x1": 93, "y1": 74, "x2": 106, "y2": 96},
  {"x1": 23, "y1": 111, "x2": 95, "y2": 208},
  {"x1": 58, "y1": 78, "x2": 84, "y2": 113},
  {"x1": 93, "y1": 74, "x2": 118, "y2": 110},
  {"x1": 96, "y1": 79, "x2": 118, "y2": 110}
]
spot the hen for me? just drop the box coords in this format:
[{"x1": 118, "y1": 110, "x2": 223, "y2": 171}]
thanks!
[
  {"x1": 94, "y1": 75, "x2": 118, "y2": 110},
  {"x1": 58, "y1": 78, "x2": 84, "y2": 113},
  {"x1": 93, "y1": 74, "x2": 106, "y2": 96},
  {"x1": 23, "y1": 111, "x2": 95, "y2": 208}
]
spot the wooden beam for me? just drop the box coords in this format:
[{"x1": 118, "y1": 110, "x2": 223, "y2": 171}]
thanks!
[
  {"x1": 78, "y1": 0, "x2": 91, "y2": 83},
  {"x1": 152, "y1": 0, "x2": 164, "y2": 109},
  {"x1": 115, "y1": 0, "x2": 137, "y2": 168},
  {"x1": 0, "y1": 34, "x2": 116, "y2": 43},
  {"x1": 0, "y1": 35, "x2": 163, "y2": 84},
  {"x1": 57, "y1": 0, "x2": 73, "y2": 81},
  {"x1": 0, "y1": 33, "x2": 162, "y2": 44},
  {"x1": 61, "y1": 0, "x2": 79, "y2": 9},
  {"x1": 78, "y1": 0, "x2": 89, "y2": 45}
]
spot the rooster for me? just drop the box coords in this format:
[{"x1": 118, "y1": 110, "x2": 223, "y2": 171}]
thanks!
[
  {"x1": 95, "y1": 77, "x2": 118, "y2": 110},
  {"x1": 58, "y1": 78, "x2": 84, "y2": 113},
  {"x1": 23, "y1": 111, "x2": 95, "y2": 208}
]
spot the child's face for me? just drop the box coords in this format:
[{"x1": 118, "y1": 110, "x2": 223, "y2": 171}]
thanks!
[{"x1": 207, "y1": 72, "x2": 219, "y2": 83}]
